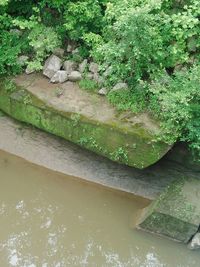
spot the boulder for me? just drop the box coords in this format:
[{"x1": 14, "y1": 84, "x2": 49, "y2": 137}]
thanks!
[
  {"x1": 0, "y1": 73, "x2": 172, "y2": 169},
  {"x1": 98, "y1": 88, "x2": 108, "y2": 96},
  {"x1": 63, "y1": 60, "x2": 78, "y2": 74},
  {"x1": 50, "y1": 71, "x2": 68, "y2": 83},
  {"x1": 89, "y1": 62, "x2": 99, "y2": 74},
  {"x1": 93, "y1": 73, "x2": 104, "y2": 85},
  {"x1": 10, "y1": 29, "x2": 22, "y2": 36},
  {"x1": 72, "y1": 48, "x2": 79, "y2": 55},
  {"x1": 67, "y1": 44, "x2": 73, "y2": 53},
  {"x1": 17, "y1": 55, "x2": 29, "y2": 66},
  {"x1": 188, "y1": 233, "x2": 200, "y2": 250},
  {"x1": 137, "y1": 177, "x2": 200, "y2": 243},
  {"x1": 53, "y1": 48, "x2": 65, "y2": 58},
  {"x1": 103, "y1": 66, "x2": 113, "y2": 78},
  {"x1": 25, "y1": 66, "x2": 35, "y2": 75},
  {"x1": 68, "y1": 71, "x2": 82, "y2": 82},
  {"x1": 86, "y1": 73, "x2": 94, "y2": 80},
  {"x1": 43, "y1": 55, "x2": 62, "y2": 79},
  {"x1": 111, "y1": 82, "x2": 128, "y2": 92},
  {"x1": 79, "y1": 59, "x2": 88, "y2": 73}
]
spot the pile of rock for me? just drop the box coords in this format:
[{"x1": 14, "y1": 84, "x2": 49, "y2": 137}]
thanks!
[
  {"x1": 21, "y1": 45, "x2": 129, "y2": 96},
  {"x1": 43, "y1": 54, "x2": 83, "y2": 83},
  {"x1": 42, "y1": 51, "x2": 105, "y2": 86}
]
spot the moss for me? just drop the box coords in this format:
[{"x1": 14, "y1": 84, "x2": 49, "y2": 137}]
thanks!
[
  {"x1": 138, "y1": 177, "x2": 200, "y2": 242},
  {"x1": 0, "y1": 77, "x2": 170, "y2": 169},
  {"x1": 140, "y1": 211, "x2": 198, "y2": 243}
]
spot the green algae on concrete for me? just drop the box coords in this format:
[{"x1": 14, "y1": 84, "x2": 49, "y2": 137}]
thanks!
[
  {"x1": 137, "y1": 177, "x2": 200, "y2": 242},
  {"x1": 0, "y1": 74, "x2": 171, "y2": 169}
]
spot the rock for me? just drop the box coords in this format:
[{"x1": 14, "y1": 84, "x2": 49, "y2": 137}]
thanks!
[
  {"x1": 17, "y1": 56, "x2": 29, "y2": 66},
  {"x1": 67, "y1": 44, "x2": 73, "y2": 53},
  {"x1": 86, "y1": 73, "x2": 94, "y2": 80},
  {"x1": 1, "y1": 73, "x2": 172, "y2": 169},
  {"x1": 98, "y1": 88, "x2": 108, "y2": 96},
  {"x1": 50, "y1": 71, "x2": 68, "y2": 83},
  {"x1": 79, "y1": 59, "x2": 88, "y2": 73},
  {"x1": 72, "y1": 48, "x2": 79, "y2": 55},
  {"x1": 89, "y1": 62, "x2": 99, "y2": 74},
  {"x1": 43, "y1": 55, "x2": 62, "y2": 79},
  {"x1": 111, "y1": 82, "x2": 128, "y2": 92},
  {"x1": 25, "y1": 66, "x2": 34, "y2": 75},
  {"x1": 53, "y1": 48, "x2": 65, "y2": 58},
  {"x1": 188, "y1": 233, "x2": 200, "y2": 250},
  {"x1": 63, "y1": 60, "x2": 78, "y2": 74},
  {"x1": 103, "y1": 66, "x2": 113, "y2": 77},
  {"x1": 93, "y1": 73, "x2": 104, "y2": 85},
  {"x1": 10, "y1": 29, "x2": 22, "y2": 36},
  {"x1": 68, "y1": 71, "x2": 82, "y2": 82},
  {"x1": 187, "y1": 37, "x2": 197, "y2": 52},
  {"x1": 137, "y1": 177, "x2": 200, "y2": 243}
]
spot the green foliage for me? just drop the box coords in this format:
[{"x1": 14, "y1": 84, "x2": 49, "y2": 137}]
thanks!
[
  {"x1": 107, "y1": 89, "x2": 146, "y2": 113},
  {"x1": 1, "y1": 0, "x2": 200, "y2": 159},
  {"x1": 13, "y1": 10, "x2": 61, "y2": 72},
  {"x1": 0, "y1": 0, "x2": 9, "y2": 5},
  {"x1": 79, "y1": 78, "x2": 99, "y2": 92},
  {"x1": 4, "y1": 79, "x2": 16, "y2": 93},
  {"x1": 147, "y1": 64, "x2": 200, "y2": 158},
  {"x1": 0, "y1": 13, "x2": 23, "y2": 76},
  {"x1": 63, "y1": 0, "x2": 105, "y2": 41},
  {"x1": 110, "y1": 147, "x2": 128, "y2": 163},
  {"x1": 94, "y1": 0, "x2": 200, "y2": 84}
]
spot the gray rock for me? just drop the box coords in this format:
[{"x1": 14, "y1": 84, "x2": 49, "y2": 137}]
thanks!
[
  {"x1": 43, "y1": 55, "x2": 62, "y2": 79},
  {"x1": 68, "y1": 71, "x2": 82, "y2": 82},
  {"x1": 86, "y1": 73, "x2": 94, "y2": 80},
  {"x1": 111, "y1": 82, "x2": 128, "y2": 92},
  {"x1": 98, "y1": 88, "x2": 108, "y2": 96},
  {"x1": 25, "y1": 67, "x2": 35, "y2": 75},
  {"x1": 103, "y1": 66, "x2": 113, "y2": 77},
  {"x1": 67, "y1": 44, "x2": 73, "y2": 53},
  {"x1": 188, "y1": 233, "x2": 200, "y2": 250},
  {"x1": 187, "y1": 37, "x2": 197, "y2": 52},
  {"x1": 89, "y1": 62, "x2": 99, "y2": 74},
  {"x1": 50, "y1": 71, "x2": 68, "y2": 83},
  {"x1": 63, "y1": 60, "x2": 78, "y2": 74},
  {"x1": 17, "y1": 55, "x2": 29, "y2": 66},
  {"x1": 72, "y1": 48, "x2": 79, "y2": 55},
  {"x1": 93, "y1": 73, "x2": 104, "y2": 85},
  {"x1": 79, "y1": 59, "x2": 88, "y2": 73},
  {"x1": 10, "y1": 29, "x2": 22, "y2": 36},
  {"x1": 53, "y1": 48, "x2": 65, "y2": 58}
]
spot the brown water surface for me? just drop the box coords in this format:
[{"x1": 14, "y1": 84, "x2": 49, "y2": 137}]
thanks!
[{"x1": 0, "y1": 150, "x2": 199, "y2": 267}]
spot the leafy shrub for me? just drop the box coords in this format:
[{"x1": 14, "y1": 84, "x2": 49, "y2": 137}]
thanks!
[
  {"x1": 147, "y1": 64, "x2": 200, "y2": 156},
  {"x1": 13, "y1": 9, "x2": 61, "y2": 72},
  {"x1": 79, "y1": 78, "x2": 99, "y2": 92},
  {"x1": 94, "y1": 0, "x2": 200, "y2": 85}
]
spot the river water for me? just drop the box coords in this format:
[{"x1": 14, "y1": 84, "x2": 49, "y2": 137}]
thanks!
[{"x1": 0, "y1": 150, "x2": 200, "y2": 267}]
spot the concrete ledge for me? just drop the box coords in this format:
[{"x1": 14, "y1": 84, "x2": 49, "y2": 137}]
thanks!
[
  {"x1": 0, "y1": 74, "x2": 170, "y2": 169},
  {"x1": 137, "y1": 177, "x2": 200, "y2": 242}
]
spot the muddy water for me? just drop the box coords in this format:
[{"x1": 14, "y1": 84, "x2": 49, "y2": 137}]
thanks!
[{"x1": 0, "y1": 150, "x2": 200, "y2": 267}]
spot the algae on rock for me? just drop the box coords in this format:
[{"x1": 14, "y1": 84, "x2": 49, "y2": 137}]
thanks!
[
  {"x1": 0, "y1": 74, "x2": 171, "y2": 169},
  {"x1": 137, "y1": 177, "x2": 200, "y2": 242}
]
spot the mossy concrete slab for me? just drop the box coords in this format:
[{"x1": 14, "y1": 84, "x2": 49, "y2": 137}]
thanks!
[
  {"x1": 0, "y1": 74, "x2": 171, "y2": 169},
  {"x1": 137, "y1": 177, "x2": 200, "y2": 242}
]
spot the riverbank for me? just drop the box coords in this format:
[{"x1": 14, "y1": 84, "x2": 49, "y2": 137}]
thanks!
[
  {"x1": 0, "y1": 74, "x2": 171, "y2": 169},
  {"x1": 0, "y1": 113, "x2": 198, "y2": 200}
]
